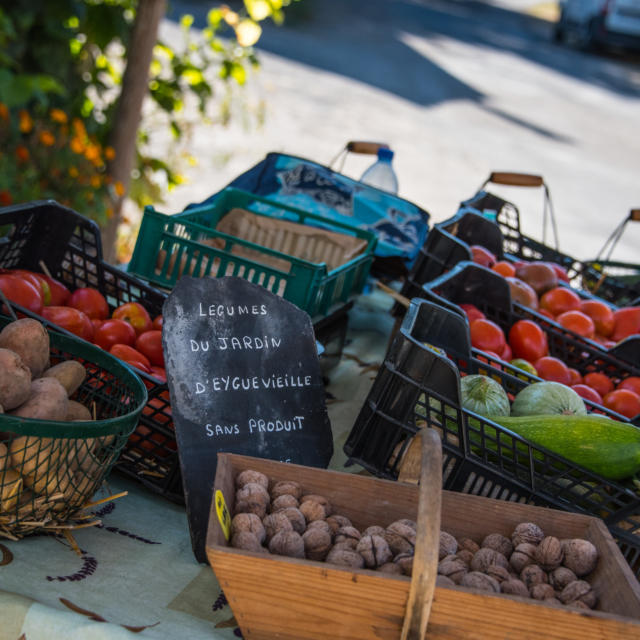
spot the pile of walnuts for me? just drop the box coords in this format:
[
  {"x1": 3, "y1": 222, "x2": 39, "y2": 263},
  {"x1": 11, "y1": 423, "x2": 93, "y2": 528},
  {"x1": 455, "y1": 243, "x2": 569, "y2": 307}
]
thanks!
[{"x1": 230, "y1": 470, "x2": 599, "y2": 610}]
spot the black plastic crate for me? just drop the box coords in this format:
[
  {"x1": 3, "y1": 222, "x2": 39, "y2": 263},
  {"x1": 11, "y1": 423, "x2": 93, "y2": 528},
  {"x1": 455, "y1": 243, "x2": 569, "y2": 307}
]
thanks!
[
  {"x1": 420, "y1": 262, "x2": 640, "y2": 392},
  {"x1": 0, "y1": 200, "x2": 351, "y2": 505},
  {"x1": 344, "y1": 298, "x2": 640, "y2": 578}
]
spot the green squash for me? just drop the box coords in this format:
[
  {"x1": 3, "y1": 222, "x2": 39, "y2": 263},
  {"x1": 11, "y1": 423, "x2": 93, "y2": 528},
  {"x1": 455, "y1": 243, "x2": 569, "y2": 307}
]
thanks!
[
  {"x1": 460, "y1": 375, "x2": 510, "y2": 417},
  {"x1": 511, "y1": 381, "x2": 586, "y2": 417}
]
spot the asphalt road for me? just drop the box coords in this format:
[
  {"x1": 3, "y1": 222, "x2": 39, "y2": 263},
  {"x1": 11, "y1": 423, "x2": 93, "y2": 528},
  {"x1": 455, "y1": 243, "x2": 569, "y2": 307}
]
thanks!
[{"x1": 158, "y1": 0, "x2": 640, "y2": 264}]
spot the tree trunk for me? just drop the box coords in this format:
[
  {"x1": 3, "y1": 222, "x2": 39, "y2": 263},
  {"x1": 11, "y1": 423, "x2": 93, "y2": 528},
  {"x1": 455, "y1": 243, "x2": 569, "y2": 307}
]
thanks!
[{"x1": 103, "y1": 0, "x2": 167, "y2": 264}]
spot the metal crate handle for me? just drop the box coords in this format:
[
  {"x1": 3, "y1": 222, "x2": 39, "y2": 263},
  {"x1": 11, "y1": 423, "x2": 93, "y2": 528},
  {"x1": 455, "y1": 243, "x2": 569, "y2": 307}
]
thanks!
[
  {"x1": 398, "y1": 428, "x2": 442, "y2": 640},
  {"x1": 330, "y1": 140, "x2": 391, "y2": 172}
]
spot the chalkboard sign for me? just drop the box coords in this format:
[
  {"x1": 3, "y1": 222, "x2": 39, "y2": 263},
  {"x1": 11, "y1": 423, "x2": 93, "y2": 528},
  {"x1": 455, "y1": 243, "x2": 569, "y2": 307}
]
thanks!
[{"x1": 162, "y1": 276, "x2": 334, "y2": 562}]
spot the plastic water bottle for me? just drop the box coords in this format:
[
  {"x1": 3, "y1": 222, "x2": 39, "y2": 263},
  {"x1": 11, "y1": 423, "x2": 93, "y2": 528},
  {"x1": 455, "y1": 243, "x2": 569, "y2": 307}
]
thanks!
[{"x1": 359, "y1": 147, "x2": 399, "y2": 194}]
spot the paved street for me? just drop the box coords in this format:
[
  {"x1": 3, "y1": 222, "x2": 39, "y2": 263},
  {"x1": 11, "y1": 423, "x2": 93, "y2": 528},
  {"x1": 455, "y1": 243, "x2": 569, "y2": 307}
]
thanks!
[{"x1": 158, "y1": 0, "x2": 640, "y2": 264}]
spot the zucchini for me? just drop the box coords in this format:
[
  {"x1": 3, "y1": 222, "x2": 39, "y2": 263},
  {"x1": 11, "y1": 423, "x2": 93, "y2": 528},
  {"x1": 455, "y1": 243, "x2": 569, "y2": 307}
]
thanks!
[{"x1": 491, "y1": 414, "x2": 640, "y2": 481}]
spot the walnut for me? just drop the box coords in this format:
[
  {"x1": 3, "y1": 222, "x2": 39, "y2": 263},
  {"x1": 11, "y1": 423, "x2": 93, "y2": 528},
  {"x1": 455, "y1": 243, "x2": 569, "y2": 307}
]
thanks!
[
  {"x1": 379, "y1": 562, "x2": 403, "y2": 575},
  {"x1": 470, "y1": 548, "x2": 509, "y2": 573},
  {"x1": 363, "y1": 525, "x2": 386, "y2": 538},
  {"x1": 535, "y1": 536, "x2": 564, "y2": 571},
  {"x1": 326, "y1": 514, "x2": 352, "y2": 535},
  {"x1": 569, "y1": 600, "x2": 591, "y2": 611},
  {"x1": 263, "y1": 511, "x2": 293, "y2": 541},
  {"x1": 544, "y1": 597, "x2": 563, "y2": 607},
  {"x1": 548, "y1": 566, "x2": 577, "y2": 591},
  {"x1": 270, "y1": 480, "x2": 302, "y2": 501},
  {"x1": 520, "y1": 564, "x2": 548, "y2": 590},
  {"x1": 558, "y1": 580, "x2": 597, "y2": 609},
  {"x1": 231, "y1": 512, "x2": 266, "y2": 544},
  {"x1": 306, "y1": 519, "x2": 331, "y2": 536},
  {"x1": 512, "y1": 522, "x2": 544, "y2": 547},
  {"x1": 394, "y1": 552, "x2": 414, "y2": 576},
  {"x1": 299, "y1": 499, "x2": 329, "y2": 523},
  {"x1": 231, "y1": 531, "x2": 264, "y2": 552},
  {"x1": 458, "y1": 538, "x2": 480, "y2": 554},
  {"x1": 335, "y1": 526, "x2": 361, "y2": 549},
  {"x1": 509, "y1": 543, "x2": 538, "y2": 573},
  {"x1": 271, "y1": 494, "x2": 299, "y2": 511},
  {"x1": 500, "y1": 579, "x2": 529, "y2": 598},
  {"x1": 326, "y1": 544, "x2": 364, "y2": 569},
  {"x1": 235, "y1": 482, "x2": 270, "y2": 518},
  {"x1": 482, "y1": 533, "x2": 513, "y2": 558},
  {"x1": 268, "y1": 530, "x2": 305, "y2": 558},
  {"x1": 385, "y1": 521, "x2": 416, "y2": 555},
  {"x1": 235, "y1": 469, "x2": 269, "y2": 491},
  {"x1": 438, "y1": 557, "x2": 467, "y2": 584},
  {"x1": 357, "y1": 535, "x2": 392, "y2": 569},
  {"x1": 300, "y1": 494, "x2": 332, "y2": 516},
  {"x1": 436, "y1": 575, "x2": 456, "y2": 588},
  {"x1": 485, "y1": 565, "x2": 510, "y2": 584},
  {"x1": 397, "y1": 519, "x2": 417, "y2": 530},
  {"x1": 439, "y1": 531, "x2": 458, "y2": 560},
  {"x1": 461, "y1": 571, "x2": 501, "y2": 593},
  {"x1": 530, "y1": 583, "x2": 555, "y2": 600},
  {"x1": 279, "y1": 506, "x2": 306, "y2": 534},
  {"x1": 302, "y1": 527, "x2": 332, "y2": 561},
  {"x1": 561, "y1": 539, "x2": 598, "y2": 577},
  {"x1": 455, "y1": 549, "x2": 475, "y2": 566}
]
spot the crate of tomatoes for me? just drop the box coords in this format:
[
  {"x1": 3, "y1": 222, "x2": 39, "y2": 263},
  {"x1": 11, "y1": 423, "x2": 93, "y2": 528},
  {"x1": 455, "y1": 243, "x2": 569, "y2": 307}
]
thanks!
[{"x1": 344, "y1": 297, "x2": 640, "y2": 578}]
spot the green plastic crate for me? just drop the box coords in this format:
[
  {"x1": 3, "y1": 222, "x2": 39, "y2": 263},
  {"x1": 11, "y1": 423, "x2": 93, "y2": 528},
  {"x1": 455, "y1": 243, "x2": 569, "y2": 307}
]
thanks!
[{"x1": 127, "y1": 188, "x2": 377, "y2": 319}]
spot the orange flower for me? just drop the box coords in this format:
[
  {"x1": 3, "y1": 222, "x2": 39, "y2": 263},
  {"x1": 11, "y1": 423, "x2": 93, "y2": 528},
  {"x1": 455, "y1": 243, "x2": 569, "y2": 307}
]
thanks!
[
  {"x1": 18, "y1": 110, "x2": 33, "y2": 134},
  {"x1": 114, "y1": 180, "x2": 125, "y2": 197},
  {"x1": 104, "y1": 146, "x2": 116, "y2": 161},
  {"x1": 70, "y1": 137, "x2": 84, "y2": 154},
  {"x1": 39, "y1": 130, "x2": 55, "y2": 146},
  {"x1": 84, "y1": 144, "x2": 100, "y2": 163},
  {"x1": 50, "y1": 108, "x2": 68, "y2": 124},
  {"x1": 0, "y1": 190, "x2": 12, "y2": 206},
  {"x1": 15, "y1": 146, "x2": 29, "y2": 162},
  {"x1": 72, "y1": 118, "x2": 86, "y2": 137},
  {"x1": 0, "y1": 104, "x2": 8, "y2": 121},
  {"x1": 90, "y1": 175, "x2": 101, "y2": 188},
  {"x1": 68, "y1": 166, "x2": 79, "y2": 178}
]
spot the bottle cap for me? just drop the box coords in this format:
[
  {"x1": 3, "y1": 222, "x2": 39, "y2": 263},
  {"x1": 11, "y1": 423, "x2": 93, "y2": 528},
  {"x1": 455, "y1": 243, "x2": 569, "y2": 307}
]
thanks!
[{"x1": 377, "y1": 147, "x2": 394, "y2": 161}]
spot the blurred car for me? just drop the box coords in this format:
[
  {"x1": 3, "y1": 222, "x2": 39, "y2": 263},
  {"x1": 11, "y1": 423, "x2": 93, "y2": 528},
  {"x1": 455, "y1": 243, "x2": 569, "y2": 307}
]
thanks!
[{"x1": 554, "y1": 0, "x2": 640, "y2": 51}]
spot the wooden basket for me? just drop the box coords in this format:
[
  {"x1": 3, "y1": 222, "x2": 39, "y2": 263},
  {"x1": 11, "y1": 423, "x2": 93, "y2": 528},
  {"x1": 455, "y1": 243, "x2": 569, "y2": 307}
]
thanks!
[{"x1": 206, "y1": 431, "x2": 640, "y2": 640}]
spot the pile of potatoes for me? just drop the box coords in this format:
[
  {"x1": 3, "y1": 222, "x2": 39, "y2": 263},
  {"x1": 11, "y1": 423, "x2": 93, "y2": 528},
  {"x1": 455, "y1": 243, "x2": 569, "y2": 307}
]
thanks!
[{"x1": 0, "y1": 318, "x2": 106, "y2": 528}]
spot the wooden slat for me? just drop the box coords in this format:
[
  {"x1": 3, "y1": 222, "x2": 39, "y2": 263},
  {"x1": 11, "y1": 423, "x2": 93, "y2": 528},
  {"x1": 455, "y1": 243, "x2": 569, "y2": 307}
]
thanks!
[{"x1": 488, "y1": 172, "x2": 544, "y2": 188}]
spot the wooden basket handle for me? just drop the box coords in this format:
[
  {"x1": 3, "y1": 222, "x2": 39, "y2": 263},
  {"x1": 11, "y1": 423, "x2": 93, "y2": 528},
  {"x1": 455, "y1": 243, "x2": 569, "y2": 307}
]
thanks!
[
  {"x1": 486, "y1": 172, "x2": 544, "y2": 188},
  {"x1": 629, "y1": 209, "x2": 640, "y2": 222},
  {"x1": 345, "y1": 141, "x2": 390, "y2": 155},
  {"x1": 400, "y1": 428, "x2": 443, "y2": 640}
]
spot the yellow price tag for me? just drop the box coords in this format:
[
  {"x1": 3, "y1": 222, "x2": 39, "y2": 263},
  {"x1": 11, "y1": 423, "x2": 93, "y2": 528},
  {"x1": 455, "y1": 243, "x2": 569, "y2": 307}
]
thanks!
[{"x1": 215, "y1": 489, "x2": 231, "y2": 541}]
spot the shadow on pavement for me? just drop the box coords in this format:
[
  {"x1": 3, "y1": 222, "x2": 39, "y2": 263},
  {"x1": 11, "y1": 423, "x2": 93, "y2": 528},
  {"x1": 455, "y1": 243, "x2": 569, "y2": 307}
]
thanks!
[{"x1": 167, "y1": 0, "x2": 640, "y2": 137}]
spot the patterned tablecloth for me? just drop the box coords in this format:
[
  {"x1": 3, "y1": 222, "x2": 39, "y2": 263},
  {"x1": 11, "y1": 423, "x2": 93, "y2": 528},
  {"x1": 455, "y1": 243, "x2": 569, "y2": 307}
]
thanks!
[{"x1": 0, "y1": 290, "x2": 396, "y2": 640}]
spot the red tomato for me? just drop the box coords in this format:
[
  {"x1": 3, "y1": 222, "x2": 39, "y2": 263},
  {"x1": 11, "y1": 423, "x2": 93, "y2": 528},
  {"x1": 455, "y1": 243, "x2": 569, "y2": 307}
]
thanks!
[
  {"x1": 91, "y1": 318, "x2": 104, "y2": 330},
  {"x1": 0, "y1": 274, "x2": 44, "y2": 314},
  {"x1": 152, "y1": 314, "x2": 163, "y2": 331},
  {"x1": 501, "y1": 342, "x2": 512, "y2": 362},
  {"x1": 571, "y1": 384, "x2": 603, "y2": 405},
  {"x1": 460, "y1": 303, "x2": 485, "y2": 324},
  {"x1": 94, "y1": 318, "x2": 137, "y2": 350},
  {"x1": 545, "y1": 262, "x2": 570, "y2": 283},
  {"x1": 537, "y1": 308, "x2": 555, "y2": 320},
  {"x1": 41, "y1": 274, "x2": 71, "y2": 306},
  {"x1": 135, "y1": 330, "x2": 164, "y2": 367},
  {"x1": 539, "y1": 287, "x2": 581, "y2": 317},
  {"x1": 470, "y1": 245, "x2": 496, "y2": 268},
  {"x1": 127, "y1": 422, "x2": 176, "y2": 457},
  {"x1": 580, "y1": 300, "x2": 615, "y2": 338},
  {"x1": 583, "y1": 371, "x2": 614, "y2": 397},
  {"x1": 508, "y1": 320, "x2": 549, "y2": 363},
  {"x1": 68, "y1": 287, "x2": 109, "y2": 320},
  {"x1": 149, "y1": 366, "x2": 167, "y2": 383},
  {"x1": 611, "y1": 307, "x2": 640, "y2": 342},
  {"x1": 41, "y1": 306, "x2": 93, "y2": 340},
  {"x1": 110, "y1": 343, "x2": 152, "y2": 373},
  {"x1": 492, "y1": 261, "x2": 516, "y2": 278},
  {"x1": 112, "y1": 302, "x2": 152, "y2": 336},
  {"x1": 618, "y1": 377, "x2": 640, "y2": 396},
  {"x1": 3, "y1": 269, "x2": 52, "y2": 305},
  {"x1": 568, "y1": 368, "x2": 582, "y2": 385},
  {"x1": 555, "y1": 310, "x2": 595, "y2": 339},
  {"x1": 534, "y1": 356, "x2": 571, "y2": 385},
  {"x1": 470, "y1": 318, "x2": 506, "y2": 354},
  {"x1": 603, "y1": 389, "x2": 640, "y2": 419}
]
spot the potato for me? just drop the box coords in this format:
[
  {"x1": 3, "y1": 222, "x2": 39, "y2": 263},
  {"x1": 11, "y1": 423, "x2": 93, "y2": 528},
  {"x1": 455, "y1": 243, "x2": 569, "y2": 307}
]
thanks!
[
  {"x1": 0, "y1": 348, "x2": 32, "y2": 410},
  {"x1": 44, "y1": 360, "x2": 87, "y2": 397},
  {"x1": 65, "y1": 400, "x2": 92, "y2": 422},
  {"x1": 0, "y1": 468, "x2": 23, "y2": 513},
  {"x1": 0, "y1": 318, "x2": 50, "y2": 377},
  {"x1": 9, "y1": 377, "x2": 68, "y2": 421}
]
